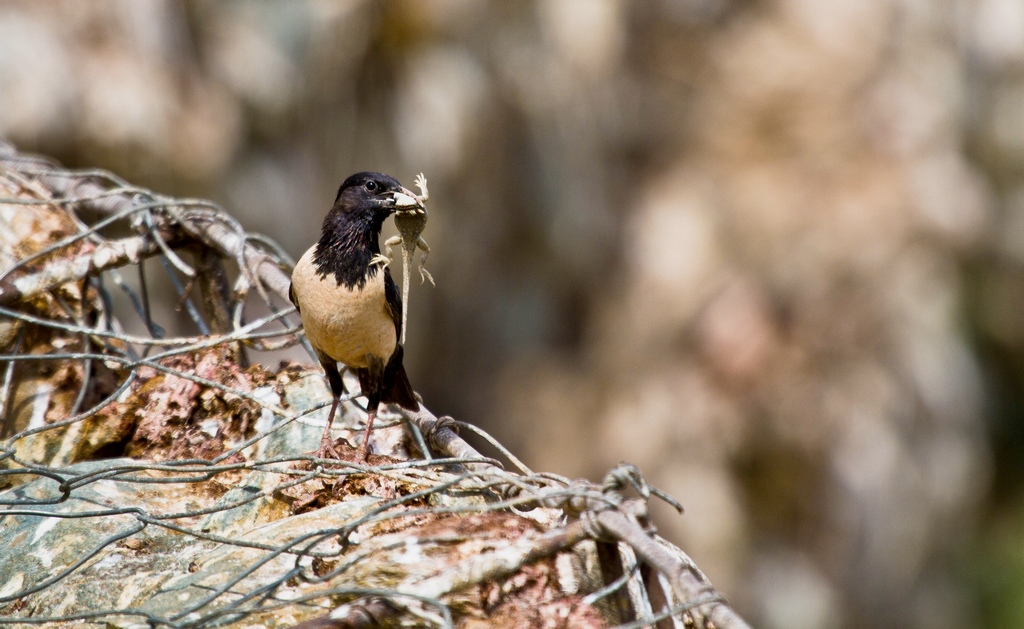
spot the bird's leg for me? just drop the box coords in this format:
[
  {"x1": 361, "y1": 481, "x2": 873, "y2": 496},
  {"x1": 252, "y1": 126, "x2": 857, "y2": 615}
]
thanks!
[
  {"x1": 358, "y1": 404, "x2": 378, "y2": 462},
  {"x1": 356, "y1": 355, "x2": 385, "y2": 462},
  {"x1": 315, "y1": 357, "x2": 345, "y2": 460},
  {"x1": 316, "y1": 395, "x2": 343, "y2": 460}
]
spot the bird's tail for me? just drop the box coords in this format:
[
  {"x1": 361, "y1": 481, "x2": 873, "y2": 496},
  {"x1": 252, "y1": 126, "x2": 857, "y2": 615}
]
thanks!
[{"x1": 382, "y1": 345, "x2": 419, "y2": 410}]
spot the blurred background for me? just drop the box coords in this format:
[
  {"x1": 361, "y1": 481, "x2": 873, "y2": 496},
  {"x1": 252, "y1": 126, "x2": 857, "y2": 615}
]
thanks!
[{"x1": 2, "y1": 0, "x2": 1023, "y2": 626}]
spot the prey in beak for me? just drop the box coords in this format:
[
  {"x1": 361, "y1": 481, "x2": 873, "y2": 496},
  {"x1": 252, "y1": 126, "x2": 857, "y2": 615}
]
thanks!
[
  {"x1": 382, "y1": 173, "x2": 434, "y2": 345},
  {"x1": 392, "y1": 186, "x2": 425, "y2": 212}
]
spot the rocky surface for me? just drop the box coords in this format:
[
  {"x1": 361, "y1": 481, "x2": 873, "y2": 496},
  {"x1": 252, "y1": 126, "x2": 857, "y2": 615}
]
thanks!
[{"x1": 0, "y1": 350, "x2": 614, "y2": 627}]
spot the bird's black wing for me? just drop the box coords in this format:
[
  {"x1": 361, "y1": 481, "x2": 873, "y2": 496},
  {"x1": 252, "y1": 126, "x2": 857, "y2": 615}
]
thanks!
[
  {"x1": 381, "y1": 344, "x2": 418, "y2": 409},
  {"x1": 381, "y1": 267, "x2": 418, "y2": 409},
  {"x1": 383, "y1": 268, "x2": 402, "y2": 339}
]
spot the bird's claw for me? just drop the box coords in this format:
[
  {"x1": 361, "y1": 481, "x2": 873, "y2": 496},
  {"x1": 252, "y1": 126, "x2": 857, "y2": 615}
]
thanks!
[{"x1": 315, "y1": 436, "x2": 342, "y2": 461}]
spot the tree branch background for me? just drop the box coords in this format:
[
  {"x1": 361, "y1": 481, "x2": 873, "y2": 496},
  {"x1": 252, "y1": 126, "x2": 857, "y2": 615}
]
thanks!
[{"x1": 0, "y1": 1, "x2": 1019, "y2": 627}]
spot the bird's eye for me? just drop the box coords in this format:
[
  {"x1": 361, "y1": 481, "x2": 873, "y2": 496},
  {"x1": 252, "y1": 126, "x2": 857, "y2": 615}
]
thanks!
[{"x1": 365, "y1": 181, "x2": 378, "y2": 192}]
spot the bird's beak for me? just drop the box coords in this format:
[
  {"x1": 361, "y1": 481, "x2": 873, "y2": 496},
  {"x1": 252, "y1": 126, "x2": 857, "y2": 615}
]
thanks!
[{"x1": 392, "y1": 187, "x2": 423, "y2": 211}]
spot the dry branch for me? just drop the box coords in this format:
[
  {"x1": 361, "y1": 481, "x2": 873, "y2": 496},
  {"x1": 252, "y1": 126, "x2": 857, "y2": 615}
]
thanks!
[
  {"x1": 0, "y1": 141, "x2": 293, "y2": 304},
  {"x1": 0, "y1": 234, "x2": 160, "y2": 305}
]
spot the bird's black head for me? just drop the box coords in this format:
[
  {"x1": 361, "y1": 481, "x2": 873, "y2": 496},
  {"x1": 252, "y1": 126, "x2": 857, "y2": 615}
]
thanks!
[
  {"x1": 332, "y1": 171, "x2": 406, "y2": 217},
  {"x1": 313, "y1": 171, "x2": 414, "y2": 289}
]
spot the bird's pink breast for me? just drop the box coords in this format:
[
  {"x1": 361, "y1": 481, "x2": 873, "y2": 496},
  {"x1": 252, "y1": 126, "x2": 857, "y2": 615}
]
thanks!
[{"x1": 291, "y1": 247, "x2": 396, "y2": 369}]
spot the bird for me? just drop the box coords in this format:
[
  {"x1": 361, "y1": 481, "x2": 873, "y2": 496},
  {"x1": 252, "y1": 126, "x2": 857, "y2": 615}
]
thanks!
[{"x1": 289, "y1": 172, "x2": 421, "y2": 461}]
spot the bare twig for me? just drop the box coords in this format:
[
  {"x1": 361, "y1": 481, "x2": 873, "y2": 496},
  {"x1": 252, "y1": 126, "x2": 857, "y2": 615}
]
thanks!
[
  {"x1": 0, "y1": 141, "x2": 293, "y2": 303},
  {"x1": 0, "y1": 234, "x2": 160, "y2": 306},
  {"x1": 591, "y1": 507, "x2": 752, "y2": 629}
]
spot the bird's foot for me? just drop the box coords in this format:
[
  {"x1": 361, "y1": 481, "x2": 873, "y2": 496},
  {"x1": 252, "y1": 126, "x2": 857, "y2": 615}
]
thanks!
[
  {"x1": 314, "y1": 435, "x2": 342, "y2": 461},
  {"x1": 354, "y1": 444, "x2": 371, "y2": 462}
]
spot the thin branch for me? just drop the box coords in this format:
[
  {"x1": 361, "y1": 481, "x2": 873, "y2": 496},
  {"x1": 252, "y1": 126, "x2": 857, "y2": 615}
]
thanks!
[
  {"x1": 590, "y1": 507, "x2": 752, "y2": 629},
  {"x1": 0, "y1": 234, "x2": 159, "y2": 306},
  {"x1": 0, "y1": 142, "x2": 293, "y2": 304}
]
